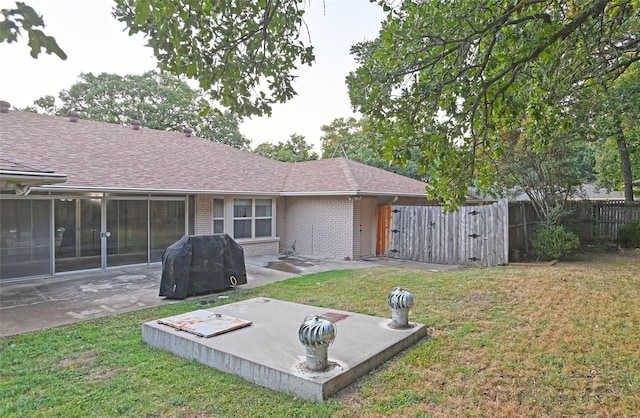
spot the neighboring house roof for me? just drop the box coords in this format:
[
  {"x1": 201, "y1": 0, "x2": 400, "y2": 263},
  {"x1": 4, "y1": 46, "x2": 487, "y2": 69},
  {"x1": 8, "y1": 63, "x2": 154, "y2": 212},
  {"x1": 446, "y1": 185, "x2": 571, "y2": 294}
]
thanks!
[
  {"x1": 575, "y1": 183, "x2": 625, "y2": 201},
  {"x1": 0, "y1": 110, "x2": 428, "y2": 197},
  {"x1": 480, "y1": 184, "x2": 626, "y2": 202}
]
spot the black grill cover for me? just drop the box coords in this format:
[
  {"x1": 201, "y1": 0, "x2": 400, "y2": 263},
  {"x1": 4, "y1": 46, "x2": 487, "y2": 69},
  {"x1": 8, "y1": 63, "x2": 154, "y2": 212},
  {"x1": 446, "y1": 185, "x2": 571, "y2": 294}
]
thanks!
[{"x1": 160, "y1": 234, "x2": 247, "y2": 299}]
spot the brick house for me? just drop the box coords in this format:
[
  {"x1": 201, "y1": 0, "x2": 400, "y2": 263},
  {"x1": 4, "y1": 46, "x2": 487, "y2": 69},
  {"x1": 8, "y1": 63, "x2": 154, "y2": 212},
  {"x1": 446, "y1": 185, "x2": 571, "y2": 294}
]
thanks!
[{"x1": 0, "y1": 109, "x2": 431, "y2": 280}]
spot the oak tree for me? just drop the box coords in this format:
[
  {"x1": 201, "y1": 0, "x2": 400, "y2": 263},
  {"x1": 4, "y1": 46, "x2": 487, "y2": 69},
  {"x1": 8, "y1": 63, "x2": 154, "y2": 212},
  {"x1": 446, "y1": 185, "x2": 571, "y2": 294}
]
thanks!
[
  {"x1": 36, "y1": 71, "x2": 251, "y2": 150},
  {"x1": 113, "y1": 0, "x2": 314, "y2": 117},
  {"x1": 320, "y1": 117, "x2": 425, "y2": 181},
  {"x1": 0, "y1": 2, "x2": 66, "y2": 59},
  {"x1": 6, "y1": 1, "x2": 639, "y2": 206},
  {"x1": 348, "y1": 0, "x2": 640, "y2": 207},
  {"x1": 253, "y1": 133, "x2": 318, "y2": 162}
]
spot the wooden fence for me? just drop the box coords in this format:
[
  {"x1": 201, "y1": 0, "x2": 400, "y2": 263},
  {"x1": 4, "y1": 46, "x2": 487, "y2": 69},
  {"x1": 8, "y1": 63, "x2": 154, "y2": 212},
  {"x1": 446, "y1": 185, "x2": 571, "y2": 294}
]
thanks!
[
  {"x1": 388, "y1": 200, "x2": 509, "y2": 267},
  {"x1": 508, "y1": 201, "x2": 640, "y2": 258},
  {"x1": 383, "y1": 200, "x2": 638, "y2": 266},
  {"x1": 507, "y1": 202, "x2": 541, "y2": 258}
]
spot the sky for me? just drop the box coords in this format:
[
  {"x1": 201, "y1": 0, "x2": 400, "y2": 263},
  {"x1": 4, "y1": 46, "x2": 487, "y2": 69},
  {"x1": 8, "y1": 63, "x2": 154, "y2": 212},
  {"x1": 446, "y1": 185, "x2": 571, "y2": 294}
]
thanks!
[{"x1": 0, "y1": 0, "x2": 385, "y2": 151}]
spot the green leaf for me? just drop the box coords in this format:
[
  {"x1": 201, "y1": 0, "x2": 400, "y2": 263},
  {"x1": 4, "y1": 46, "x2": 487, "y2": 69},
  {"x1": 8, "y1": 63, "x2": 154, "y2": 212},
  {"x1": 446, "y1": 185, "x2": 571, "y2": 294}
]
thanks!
[{"x1": 347, "y1": 0, "x2": 640, "y2": 207}]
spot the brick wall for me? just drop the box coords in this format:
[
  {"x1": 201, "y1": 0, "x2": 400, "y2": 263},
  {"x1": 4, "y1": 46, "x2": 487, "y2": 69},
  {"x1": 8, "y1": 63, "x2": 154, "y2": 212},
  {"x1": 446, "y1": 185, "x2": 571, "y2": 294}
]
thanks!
[
  {"x1": 194, "y1": 194, "x2": 213, "y2": 234},
  {"x1": 240, "y1": 238, "x2": 280, "y2": 256},
  {"x1": 352, "y1": 199, "x2": 361, "y2": 258},
  {"x1": 280, "y1": 197, "x2": 354, "y2": 258}
]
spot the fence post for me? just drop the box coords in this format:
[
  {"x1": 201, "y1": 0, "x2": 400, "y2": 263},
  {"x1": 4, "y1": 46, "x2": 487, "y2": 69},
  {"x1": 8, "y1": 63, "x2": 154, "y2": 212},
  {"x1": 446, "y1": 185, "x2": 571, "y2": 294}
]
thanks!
[{"x1": 520, "y1": 201, "x2": 529, "y2": 255}]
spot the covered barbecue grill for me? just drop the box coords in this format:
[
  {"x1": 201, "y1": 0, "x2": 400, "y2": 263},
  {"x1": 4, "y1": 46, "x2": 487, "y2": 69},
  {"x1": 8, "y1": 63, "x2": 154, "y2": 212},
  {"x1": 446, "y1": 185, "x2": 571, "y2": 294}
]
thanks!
[{"x1": 160, "y1": 234, "x2": 247, "y2": 299}]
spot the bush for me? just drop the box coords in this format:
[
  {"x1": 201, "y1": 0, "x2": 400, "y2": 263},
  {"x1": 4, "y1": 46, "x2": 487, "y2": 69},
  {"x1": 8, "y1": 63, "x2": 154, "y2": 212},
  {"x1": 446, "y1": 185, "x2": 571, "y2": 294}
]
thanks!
[
  {"x1": 531, "y1": 225, "x2": 580, "y2": 260},
  {"x1": 617, "y1": 221, "x2": 640, "y2": 248}
]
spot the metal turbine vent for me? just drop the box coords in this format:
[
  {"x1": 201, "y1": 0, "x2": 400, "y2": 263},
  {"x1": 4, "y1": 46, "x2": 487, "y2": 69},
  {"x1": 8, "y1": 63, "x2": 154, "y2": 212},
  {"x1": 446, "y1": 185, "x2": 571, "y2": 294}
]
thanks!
[
  {"x1": 298, "y1": 314, "x2": 336, "y2": 371},
  {"x1": 387, "y1": 287, "x2": 415, "y2": 329}
]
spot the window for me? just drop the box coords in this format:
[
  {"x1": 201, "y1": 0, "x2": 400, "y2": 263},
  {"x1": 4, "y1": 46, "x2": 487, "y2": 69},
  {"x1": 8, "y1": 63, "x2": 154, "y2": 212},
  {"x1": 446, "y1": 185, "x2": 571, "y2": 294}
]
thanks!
[
  {"x1": 0, "y1": 199, "x2": 52, "y2": 279},
  {"x1": 254, "y1": 199, "x2": 272, "y2": 237},
  {"x1": 150, "y1": 200, "x2": 186, "y2": 262},
  {"x1": 233, "y1": 198, "x2": 272, "y2": 239},
  {"x1": 213, "y1": 198, "x2": 224, "y2": 234},
  {"x1": 233, "y1": 198, "x2": 252, "y2": 239}
]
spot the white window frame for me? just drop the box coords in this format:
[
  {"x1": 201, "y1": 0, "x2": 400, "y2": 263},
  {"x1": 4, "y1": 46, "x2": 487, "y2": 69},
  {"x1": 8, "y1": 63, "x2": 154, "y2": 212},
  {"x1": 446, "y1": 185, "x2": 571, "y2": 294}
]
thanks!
[
  {"x1": 232, "y1": 198, "x2": 273, "y2": 240},
  {"x1": 212, "y1": 198, "x2": 225, "y2": 234}
]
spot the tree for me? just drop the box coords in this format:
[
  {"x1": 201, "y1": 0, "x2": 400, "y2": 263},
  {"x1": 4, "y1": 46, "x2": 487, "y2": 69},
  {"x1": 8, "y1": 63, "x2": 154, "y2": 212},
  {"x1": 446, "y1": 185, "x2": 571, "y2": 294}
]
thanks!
[
  {"x1": 253, "y1": 134, "x2": 318, "y2": 162},
  {"x1": 34, "y1": 71, "x2": 251, "y2": 150},
  {"x1": 320, "y1": 117, "x2": 365, "y2": 159},
  {"x1": 197, "y1": 110, "x2": 251, "y2": 152},
  {"x1": 0, "y1": 2, "x2": 66, "y2": 59},
  {"x1": 3, "y1": 2, "x2": 313, "y2": 117},
  {"x1": 591, "y1": 63, "x2": 640, "y2": 201},
  {"x1": 470, "y1": 66, "x2": 598, "y2": 223},
  {"x1": 320, "y1": 117, "x2": 425, "y2": 181},
  {"x1": 348, "y1": 0, "x2": 640, "y2": 208},
  {"x1": 32, "y1": 94, "x2": 57, "y2": 115},
  {"x1": 491, "y1": 129, "x2": 592, "y2": 224},
  {"x1": 58, "y1": 71, "x2": 199, "y2": 130},
  {"x1": 566, "y1": 62, "x2": 640, "y2": 202},
  {"x1": 6, "y1": 1, "x2": 639, "y2": 206},
  {"x1": 18, "y1": 94, "x2": 56, "y2": 114},
  {"x1": 112, "y1": 0, "x2": 314, "y2": 117}
]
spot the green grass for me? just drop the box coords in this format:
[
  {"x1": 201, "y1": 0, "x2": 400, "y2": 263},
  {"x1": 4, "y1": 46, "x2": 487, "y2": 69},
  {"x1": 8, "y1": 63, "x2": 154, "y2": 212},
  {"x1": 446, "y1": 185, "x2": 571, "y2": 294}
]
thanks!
[{"x1": 1, "y1": 253, "x2": 639, "y2": 417}]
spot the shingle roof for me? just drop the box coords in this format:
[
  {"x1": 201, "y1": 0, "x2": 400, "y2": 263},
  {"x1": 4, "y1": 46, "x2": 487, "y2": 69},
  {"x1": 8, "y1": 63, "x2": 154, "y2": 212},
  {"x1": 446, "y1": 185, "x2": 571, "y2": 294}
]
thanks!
[
  {"x1": 0, "y1": 155, "x2": 67, "y2": 191},
  {"x1": 283, "y1": 158, "x2": 427, "y2": 196},
  {"x1": 0, "y1": 110, "x2": 427, "y2": 196},
  {"x1": 0, "y1": 156, "x2": 56, "y2": 173}
]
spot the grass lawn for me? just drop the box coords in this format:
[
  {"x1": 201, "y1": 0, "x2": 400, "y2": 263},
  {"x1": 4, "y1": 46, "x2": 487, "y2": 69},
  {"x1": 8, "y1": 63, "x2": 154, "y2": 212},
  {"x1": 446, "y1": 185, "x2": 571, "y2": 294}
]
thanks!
[{"x1": 1, "y1": 252, "x2": 639, "y2": 417}]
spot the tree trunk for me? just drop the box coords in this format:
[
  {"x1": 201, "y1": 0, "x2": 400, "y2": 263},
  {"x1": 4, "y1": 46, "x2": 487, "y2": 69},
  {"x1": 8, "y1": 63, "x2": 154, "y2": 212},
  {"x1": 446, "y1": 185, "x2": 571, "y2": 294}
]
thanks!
[{"x1": 614, "y1": 118, "x2": 635, "y2": 203}]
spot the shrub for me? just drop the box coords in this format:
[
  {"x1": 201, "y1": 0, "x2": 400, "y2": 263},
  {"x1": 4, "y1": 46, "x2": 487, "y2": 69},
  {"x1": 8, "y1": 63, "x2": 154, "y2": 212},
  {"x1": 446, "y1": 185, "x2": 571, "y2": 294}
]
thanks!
[
  {"x1": 617, "y1": 221, "x2": 640, "y2": 248},
  {"x1": 531, "y1": 225, "x2": 580, "y2": 260}
]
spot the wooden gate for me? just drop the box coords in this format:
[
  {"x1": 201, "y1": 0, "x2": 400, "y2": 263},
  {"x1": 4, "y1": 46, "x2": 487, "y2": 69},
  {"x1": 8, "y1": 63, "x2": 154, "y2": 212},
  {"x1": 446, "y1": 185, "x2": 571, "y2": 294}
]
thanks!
[
  {"x1": 376, "y1": 205, "x2": 392, "y2": 256},
  {"x1": 381, "y1": 200, "x2": 509, "y2": 267}
]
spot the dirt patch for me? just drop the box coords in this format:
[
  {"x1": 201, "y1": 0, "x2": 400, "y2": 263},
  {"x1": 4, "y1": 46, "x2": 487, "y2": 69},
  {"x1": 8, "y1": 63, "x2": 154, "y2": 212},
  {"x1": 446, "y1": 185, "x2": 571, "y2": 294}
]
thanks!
[
  {"x1": 56, "y1": 351, "x2": 115, "y2": 382},
  {"x1": 88, "y1": 368, "x2": 116, "y2": 383},
  {"x1": 56, "y1": 351, "x2": 98, "y2": 370}
]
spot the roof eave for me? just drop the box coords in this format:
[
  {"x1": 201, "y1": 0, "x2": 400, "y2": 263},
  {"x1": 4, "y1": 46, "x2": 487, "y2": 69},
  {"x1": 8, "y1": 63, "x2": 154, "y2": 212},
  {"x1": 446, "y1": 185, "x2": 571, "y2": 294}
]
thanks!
[
  {"x1": 0, "y1": 170, "x2": 67, "y2": 190},
  {"x1": 279, "y1": 190, "x2": 428, "y2": 198},
  {"x1": 36, "y1": 185, "x2": 282, "y2": 196},
  {"x1": 32, "y1": 186, "x2": 432, "y2": 198}
]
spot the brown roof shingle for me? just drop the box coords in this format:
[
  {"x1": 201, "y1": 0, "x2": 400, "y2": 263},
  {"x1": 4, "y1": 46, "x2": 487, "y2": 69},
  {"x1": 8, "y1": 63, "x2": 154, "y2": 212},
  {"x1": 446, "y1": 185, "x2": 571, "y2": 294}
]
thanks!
[
  {"x1": 0, "y1": 110, "x2": 427, "y2": 196},
  {"x1": 0, "y1": 156, "x2": 55, "y2": 173},
  {"x1": 282, "y1": 158, "x2": 427, "y2": 196}
]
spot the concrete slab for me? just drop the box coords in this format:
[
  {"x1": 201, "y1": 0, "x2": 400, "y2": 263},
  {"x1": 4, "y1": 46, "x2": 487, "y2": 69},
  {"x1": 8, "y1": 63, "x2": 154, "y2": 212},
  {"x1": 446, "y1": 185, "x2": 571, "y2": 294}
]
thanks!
[{"x1": 142, "y1": 297, "x2": 428, "y2": 401}]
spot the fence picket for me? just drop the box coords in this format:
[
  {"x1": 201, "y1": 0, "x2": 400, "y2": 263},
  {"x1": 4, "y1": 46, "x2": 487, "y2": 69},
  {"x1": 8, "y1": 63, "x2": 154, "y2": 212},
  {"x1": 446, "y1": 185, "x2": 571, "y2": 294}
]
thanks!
[
  {"x1": 509, "y1": 201, "x2": 640, "y2": 252},
  {"x1": 390, "y1": 200, "x2": 509, "y2": 266}
]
